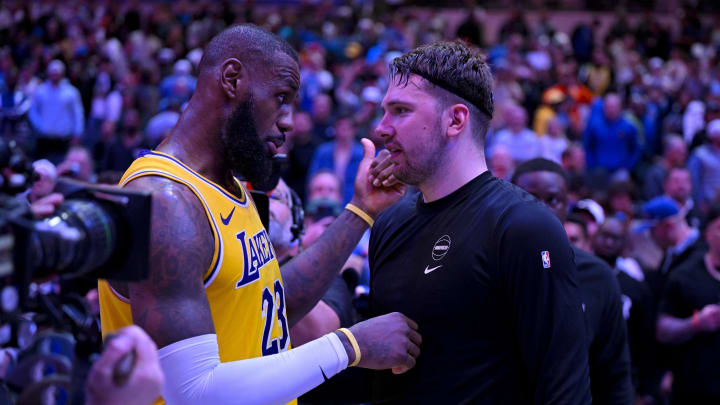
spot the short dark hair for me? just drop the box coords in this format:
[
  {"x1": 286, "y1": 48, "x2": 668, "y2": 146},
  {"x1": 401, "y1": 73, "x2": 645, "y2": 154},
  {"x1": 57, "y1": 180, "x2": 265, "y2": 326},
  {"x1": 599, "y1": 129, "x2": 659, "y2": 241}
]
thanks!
[
  {"x1": 389, "y1": 41, "x2": 494, "y2": 143},
  {"x1": 511, "y1": 158, "x2": 569, "y2": 185},
  {"x1": 199, "y1": 24, "x2": 298, "y2": 73},
  {"x1": 565, "y1": 213, "x2": 589, "y2": 237}
]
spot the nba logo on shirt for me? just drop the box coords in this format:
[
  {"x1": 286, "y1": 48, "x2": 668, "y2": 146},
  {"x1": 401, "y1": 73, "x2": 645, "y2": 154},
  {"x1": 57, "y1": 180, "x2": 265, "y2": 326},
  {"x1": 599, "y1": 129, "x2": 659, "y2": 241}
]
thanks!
[{"x1": 541, "y1": 251, "x2": 551, "y2": 268}]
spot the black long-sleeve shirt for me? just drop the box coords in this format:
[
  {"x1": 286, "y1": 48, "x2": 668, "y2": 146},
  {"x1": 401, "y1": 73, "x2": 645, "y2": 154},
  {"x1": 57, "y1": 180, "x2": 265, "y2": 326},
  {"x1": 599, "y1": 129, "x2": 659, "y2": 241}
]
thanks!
[
  {"x1": 573, "y1": 247, "x2": 632, "y2": 405},
  {"x1": 369, "y1": 173, "x2": 591, "y2": 404}
]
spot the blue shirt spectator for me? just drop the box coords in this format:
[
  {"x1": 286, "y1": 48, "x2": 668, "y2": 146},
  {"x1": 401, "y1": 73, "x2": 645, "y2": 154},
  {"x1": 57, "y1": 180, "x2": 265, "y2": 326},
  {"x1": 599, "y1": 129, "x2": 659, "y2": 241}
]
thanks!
[
  {"x1": 28, "y1": 60, "x2": 84, "y2": 140},
  {"x1": 688, "y1": 120, "x2": 720, "y2": 207},
  {"x1": 307, "y1": 116, "x2": 363, "y2": 205},
  {"x1": 583, "y1": 94, "x2": 640, "y2": 172}
]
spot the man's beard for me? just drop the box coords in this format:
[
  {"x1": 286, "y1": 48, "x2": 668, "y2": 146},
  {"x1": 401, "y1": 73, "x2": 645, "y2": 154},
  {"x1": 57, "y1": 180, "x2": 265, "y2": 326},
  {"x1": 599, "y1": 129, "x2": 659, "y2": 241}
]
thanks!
[
  {"x1": 221, "y1": 96, "x2": 273, "y2": 186},
  {"x1": 394, "y1": 117, "x2": 446, "y2": 186}
]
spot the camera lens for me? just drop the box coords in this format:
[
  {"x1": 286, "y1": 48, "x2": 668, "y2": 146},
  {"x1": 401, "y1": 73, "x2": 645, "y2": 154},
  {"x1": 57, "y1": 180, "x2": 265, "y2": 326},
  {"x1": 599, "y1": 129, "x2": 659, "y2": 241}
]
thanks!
[{"x1": 30, "y1": 200, "x2": 117, "y2": 277}]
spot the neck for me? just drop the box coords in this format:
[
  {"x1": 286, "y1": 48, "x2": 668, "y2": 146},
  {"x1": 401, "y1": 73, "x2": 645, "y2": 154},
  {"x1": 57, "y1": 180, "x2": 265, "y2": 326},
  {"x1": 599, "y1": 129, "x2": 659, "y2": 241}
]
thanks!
[
  {"x1": 157, "y1": 96, "x2": 228, "y2": 185},
  {"x1": 419, "y1": 139, "x2": 487, "y2": 203}
]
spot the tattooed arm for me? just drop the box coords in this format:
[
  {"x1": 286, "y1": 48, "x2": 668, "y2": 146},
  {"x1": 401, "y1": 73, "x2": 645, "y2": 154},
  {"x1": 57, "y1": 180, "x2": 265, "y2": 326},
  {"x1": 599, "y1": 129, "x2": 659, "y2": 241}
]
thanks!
[
  {"x1": 123, "y1": 176, "x2": 216, "y2": 348},
  {"x1": 282, "y1": 140, "x2": 405, "y2": 326}
]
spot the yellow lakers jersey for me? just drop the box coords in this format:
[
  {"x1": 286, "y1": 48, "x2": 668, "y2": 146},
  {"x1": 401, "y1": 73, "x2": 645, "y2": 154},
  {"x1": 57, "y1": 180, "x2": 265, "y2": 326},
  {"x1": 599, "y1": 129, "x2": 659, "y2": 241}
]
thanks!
[{"x1": 98, "y1": 150, "x2": 294, "y2": 404}]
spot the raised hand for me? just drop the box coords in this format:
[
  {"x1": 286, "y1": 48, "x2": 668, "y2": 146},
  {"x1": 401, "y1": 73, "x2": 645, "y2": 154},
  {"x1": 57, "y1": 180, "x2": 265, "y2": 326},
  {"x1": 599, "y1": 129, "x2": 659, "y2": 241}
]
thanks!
[
  {"x1": 346, "y1": 312, "x2": 421, "y2": 375},
  {"x1": 351, "y1": 139, "x2": 406, "y2": 218}
]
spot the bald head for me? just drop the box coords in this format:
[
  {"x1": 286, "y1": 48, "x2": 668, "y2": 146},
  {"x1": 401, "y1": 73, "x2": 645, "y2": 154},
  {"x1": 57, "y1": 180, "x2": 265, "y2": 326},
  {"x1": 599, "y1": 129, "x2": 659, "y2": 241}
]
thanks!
[{"x1": 198, "y1": 24, "x2": 298, "y2": 75}]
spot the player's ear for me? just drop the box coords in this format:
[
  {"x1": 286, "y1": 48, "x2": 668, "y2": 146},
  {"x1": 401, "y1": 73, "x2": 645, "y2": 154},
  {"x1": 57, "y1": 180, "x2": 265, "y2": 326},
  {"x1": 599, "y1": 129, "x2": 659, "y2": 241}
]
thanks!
[
  {"x1": 219, "y1": 58, "x2": 247, "y2": 100},
  {"x1": 446, "y1": 104, "x2": 469, "y2": 138}
]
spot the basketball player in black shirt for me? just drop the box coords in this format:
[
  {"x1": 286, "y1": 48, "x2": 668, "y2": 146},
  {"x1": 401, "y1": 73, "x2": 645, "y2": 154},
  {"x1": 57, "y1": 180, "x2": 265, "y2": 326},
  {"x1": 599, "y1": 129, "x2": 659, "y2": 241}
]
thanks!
[
  {"x1": 368, "y1": 42, "x2": 591, "y2": 404},
  {"x1": 512, "y1": 158, "x2": 633, "y2": 405}
]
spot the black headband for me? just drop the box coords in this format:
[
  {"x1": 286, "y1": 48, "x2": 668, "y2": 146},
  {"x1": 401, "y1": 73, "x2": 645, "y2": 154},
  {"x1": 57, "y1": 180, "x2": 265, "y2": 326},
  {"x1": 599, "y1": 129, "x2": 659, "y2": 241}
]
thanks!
[{"x1": 410, "y1": 69, "x2": 493, "y2": 119}]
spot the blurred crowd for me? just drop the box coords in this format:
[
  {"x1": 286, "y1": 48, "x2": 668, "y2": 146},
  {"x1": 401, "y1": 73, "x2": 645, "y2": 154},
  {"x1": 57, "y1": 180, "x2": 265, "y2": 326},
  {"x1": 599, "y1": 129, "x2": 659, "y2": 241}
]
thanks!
[{"x1": 3, "y1": 0, "x2": 720, "y2": 404}]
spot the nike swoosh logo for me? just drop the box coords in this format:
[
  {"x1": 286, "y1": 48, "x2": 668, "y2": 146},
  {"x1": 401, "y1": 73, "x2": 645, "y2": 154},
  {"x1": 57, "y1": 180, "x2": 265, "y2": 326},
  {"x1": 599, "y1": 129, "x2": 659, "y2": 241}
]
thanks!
[
  {"x1": 319, "y1": 366, "x2": 330, "y2": 382},
  {"x1": 424, "y1": 265, "x2": 442, "y2": 274},
  {"x1": 220, "y1": 206, "x2": 236, "y2": 225}
]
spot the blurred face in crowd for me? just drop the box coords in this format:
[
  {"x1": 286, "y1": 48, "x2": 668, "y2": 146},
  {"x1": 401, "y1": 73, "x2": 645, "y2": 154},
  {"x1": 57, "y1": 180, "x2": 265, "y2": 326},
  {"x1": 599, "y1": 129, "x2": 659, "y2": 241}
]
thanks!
[
  {"x1": 489, "y1": 146, "x2": 514, "y2": 180},
  {"x1": 312, "y1": 94, "x2": 332, "y2": 122},
  {"x1": 290, "y1": 111, "x2": 313, "y2": 139},
  {"x1": 308, "y1": 172, "x2": 342, "y2": 203},
  {"x1": 505, "y1": 104, "x2": 527, "y2": 133},
  {"x1": 603, "y1": 94, "x2": 622, "y2": 122},
  {"x1": 564, "y1": 221, "x2": 590, "y2": 250},
  {"x1": 664, "y1": 168, "x2": 692, "y2": 204},
  {"x1": 664, "y1": 138, "x2": 687, "y2": 167},
  {"x1": 704, "y1": 217, "x2": 720, "y2": 254},
  {"x1": 334, "y1": 117, "x2": 356, "y2": 144},
  {"x1": 220, "y1": 51, "x2": 299, "y2": 186},
  {"x1": 609, "y1": 190, "x2": 633, "y2": 218},
  {"x1": 47, "y1": 61, "x2": 64, "y2": 85},
  {"x1": 376, "y1": 75, "x2": 446, "y2": 186},
  {"x1": 650, "y1": 218, "x2": 678, "y2": 250},
  {"x1": 592, "y1": 218, "x2": 626, "y2": 262},
  {"x1": 514, "y1": 170, "x2": 569, "y2": 222},
  {"x1": 562, "y1": 145, "x2": 586, "y2": 173}
]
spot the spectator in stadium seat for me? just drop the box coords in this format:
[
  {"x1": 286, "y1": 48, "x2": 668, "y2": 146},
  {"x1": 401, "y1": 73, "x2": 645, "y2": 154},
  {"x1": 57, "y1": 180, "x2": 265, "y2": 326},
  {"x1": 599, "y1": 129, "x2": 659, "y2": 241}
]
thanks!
[
  {"x1": 583, "y1": 93, "x2": 641, "y2": 175},
  {"x1": 28, "y1": 60, "x2": 85, "y2": 164},
  {"x1": 308, "y1": 113, "x2": 363, "y2": 205},
  {"x1": 688, "y1": 119, "x2": 720, "y2": 209},
  {"x1": 643, "y1": 135, "x2": 687, "y2": 201},
  {"x1": 656, "y1": 205, "x2": 720, "y2": 404},
  {"x1": 513, "y1": 158, "x2": 632, "y2": 405},
  {"x1": 592, "y1": 216, "x2": 660, "y2": 402},
  {"x1": 490, "y1": 103, "x2": 540, "y2": 164},
  {"x1": 663, "y1": 167, "x2": 704, "y2": 229},
  {"x1": 641, "y1": 196, "x2": 704, "y2": 299}
]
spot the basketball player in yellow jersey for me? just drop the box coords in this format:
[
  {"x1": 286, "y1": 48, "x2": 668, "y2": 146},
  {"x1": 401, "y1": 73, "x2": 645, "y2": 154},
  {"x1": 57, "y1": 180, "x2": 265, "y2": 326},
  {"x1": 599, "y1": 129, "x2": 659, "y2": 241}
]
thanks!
[{"x1": 97, "y1": 24, "x2": 421, "y2": 405}]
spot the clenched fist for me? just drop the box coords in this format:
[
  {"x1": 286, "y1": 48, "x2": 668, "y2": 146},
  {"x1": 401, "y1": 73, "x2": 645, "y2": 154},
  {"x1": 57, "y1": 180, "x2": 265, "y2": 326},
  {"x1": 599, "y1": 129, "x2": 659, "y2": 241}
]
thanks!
[{"x1": 338, "y1": 312, "x2": 421, "y2": 375}]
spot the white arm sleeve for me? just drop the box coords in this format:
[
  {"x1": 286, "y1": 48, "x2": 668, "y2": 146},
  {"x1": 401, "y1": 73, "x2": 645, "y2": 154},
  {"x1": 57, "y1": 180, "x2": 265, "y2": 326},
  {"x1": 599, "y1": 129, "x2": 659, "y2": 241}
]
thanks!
[{"x1": 158, "y1": 333, "x2": 348, "y2": 405}]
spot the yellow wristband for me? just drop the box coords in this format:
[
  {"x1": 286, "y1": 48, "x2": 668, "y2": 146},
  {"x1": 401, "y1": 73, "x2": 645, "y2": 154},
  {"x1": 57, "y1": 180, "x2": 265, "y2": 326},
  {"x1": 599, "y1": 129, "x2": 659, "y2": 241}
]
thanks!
[
  {"x1": 337, "y1": 328, "x2": 361, "y2": 367},
  {"x1": 345, "y1": 203, "x2": 374, "y2": 228}
]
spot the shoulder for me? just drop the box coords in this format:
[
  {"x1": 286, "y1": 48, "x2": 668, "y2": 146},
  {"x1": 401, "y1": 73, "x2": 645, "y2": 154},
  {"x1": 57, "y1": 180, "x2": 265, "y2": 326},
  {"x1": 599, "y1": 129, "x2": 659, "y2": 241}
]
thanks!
[
  {"x1": 124, "y1": 175, "x2": 211, "y2": 239},
  {"x1": 126, "y1": 175, "x2": 214, "y2": 280},
  {"x1": 493, "y1": 181, "x2": 561, "y2": 233},
  {"x1": 374, "y1": 191, "x2": 418, "y2": 234},
  {"x1": 667, "y1": 252, "x2": 706, "y2": 285}
]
